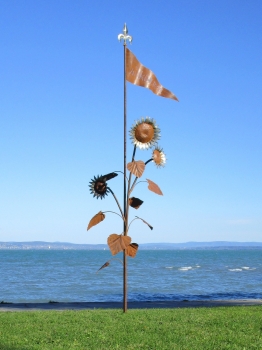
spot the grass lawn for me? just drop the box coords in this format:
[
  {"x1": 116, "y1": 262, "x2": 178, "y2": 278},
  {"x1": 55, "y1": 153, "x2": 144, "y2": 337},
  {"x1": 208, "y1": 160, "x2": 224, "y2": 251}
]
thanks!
[{"x1": 0, "y1": 306, "x2": 261, "y2": 349}]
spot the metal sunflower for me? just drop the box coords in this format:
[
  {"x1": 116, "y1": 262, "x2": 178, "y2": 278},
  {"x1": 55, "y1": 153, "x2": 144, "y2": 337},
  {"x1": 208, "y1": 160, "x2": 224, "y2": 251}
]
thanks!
[
  {"x1": 129, "y1": 117, "x2": 160, "y2": 149},
  {"x1": 89, "y1": 175, "x2": 110, "y2": 199},
  {"x1": 152, "y1": 146, "x2": 166, "y2": 168}
]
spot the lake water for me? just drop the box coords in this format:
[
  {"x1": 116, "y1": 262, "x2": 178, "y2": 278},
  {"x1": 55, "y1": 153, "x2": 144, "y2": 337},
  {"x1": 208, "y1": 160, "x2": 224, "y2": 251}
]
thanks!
[{"x1": 1, "y1": 249, "x2": 261, "y2": 303}]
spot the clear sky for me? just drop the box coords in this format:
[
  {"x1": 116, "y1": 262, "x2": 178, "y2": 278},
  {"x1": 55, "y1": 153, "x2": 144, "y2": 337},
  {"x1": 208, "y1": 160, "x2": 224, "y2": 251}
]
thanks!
[{"x1": 1, "y1": 1, "x2": 261, "y2": 244}]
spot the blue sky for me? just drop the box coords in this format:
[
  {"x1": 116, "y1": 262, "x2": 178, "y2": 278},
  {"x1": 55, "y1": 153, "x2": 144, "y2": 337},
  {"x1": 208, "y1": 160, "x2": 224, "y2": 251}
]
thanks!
[{"x1": 0, "y1": 1, "x2": 261, "y2": 244}]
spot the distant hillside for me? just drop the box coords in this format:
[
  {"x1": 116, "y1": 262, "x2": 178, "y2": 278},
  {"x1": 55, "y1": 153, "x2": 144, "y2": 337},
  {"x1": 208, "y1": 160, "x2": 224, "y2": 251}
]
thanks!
[
  {"x1": 1, "y1": 241, "x2": 262, "y2": 250},
  {"x1": 0, "y1": 241, "x2": 107, "y2": 250},
  {"x1": 140, "y1": 242, "x2": 262, "y2": 249}
]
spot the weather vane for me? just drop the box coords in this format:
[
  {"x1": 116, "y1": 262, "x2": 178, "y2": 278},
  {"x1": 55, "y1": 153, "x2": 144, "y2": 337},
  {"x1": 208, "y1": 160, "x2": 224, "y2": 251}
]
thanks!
[{"x1": 87, "y1": 24, "x2": 177, "y2": 313}]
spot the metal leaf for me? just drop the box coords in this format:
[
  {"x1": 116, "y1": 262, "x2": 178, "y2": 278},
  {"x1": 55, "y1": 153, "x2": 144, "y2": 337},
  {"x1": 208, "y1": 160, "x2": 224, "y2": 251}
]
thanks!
[
  {"x1": 127, "y1": 160, "x2": 145, "y2": 178},
  {"x1": 146, "y1": 179, "x2": 163, "y2": 195},
  {"x1": 129, "y1": 197, "x2": 144, "y2": 209},
  {"x1": 87, "y1": 211, "x2": 105, "y2": 231},
  {"x1": 107, "y1": 234, "x2": 131, "y2": 256},
  {"x1": 135, "y1": 216, "x2": 153, "y2": 230},
  {"x1": 96, "y1": 261, "x2": 110, "y2": 273},
  {"x1": 126, "y1": 243, "x2": 139, "y2": 258},
  {"x1": 102, "y1": 172, "x2": 118, "y2": 181}
]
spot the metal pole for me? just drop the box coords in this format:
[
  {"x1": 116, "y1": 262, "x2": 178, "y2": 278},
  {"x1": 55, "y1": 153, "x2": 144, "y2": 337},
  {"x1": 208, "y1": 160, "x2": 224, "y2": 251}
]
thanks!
[
  {"x1": 118, "y1": 23, "x2": 132, "y2": 313},
  {"x1": 123, "y1": 42, "x2": 127, "y2": 313}
]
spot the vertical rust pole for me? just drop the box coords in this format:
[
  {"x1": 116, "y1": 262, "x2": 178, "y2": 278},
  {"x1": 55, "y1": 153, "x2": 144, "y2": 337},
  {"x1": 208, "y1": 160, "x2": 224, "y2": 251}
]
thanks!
[
  {"x1": 123, "y1": 41, "x2": 127, "y2": 313},
  {"x1": 118, "y1": 23, "x2": 132, "y2": 313}
]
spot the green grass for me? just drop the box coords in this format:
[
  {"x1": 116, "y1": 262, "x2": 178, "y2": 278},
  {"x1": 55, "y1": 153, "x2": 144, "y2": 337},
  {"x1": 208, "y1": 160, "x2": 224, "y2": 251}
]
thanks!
[{"x1": 0, "y1": 306, "x2": 261, "y2": 349}]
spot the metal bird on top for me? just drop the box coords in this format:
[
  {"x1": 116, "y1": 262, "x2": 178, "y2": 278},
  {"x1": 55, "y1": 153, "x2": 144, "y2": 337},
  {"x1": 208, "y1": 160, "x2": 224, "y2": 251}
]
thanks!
[{"x1": 87, "y1": 24, "x2": 178, "y2": 312}]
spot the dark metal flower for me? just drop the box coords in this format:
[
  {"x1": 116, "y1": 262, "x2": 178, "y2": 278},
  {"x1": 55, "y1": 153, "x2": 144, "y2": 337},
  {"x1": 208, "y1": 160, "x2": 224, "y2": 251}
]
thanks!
[
  {"x1": 89, "y1": 173, "x2": 118, "y2": 200},
  {"x1": 89, "y1": 175, "x2": 110, "y2": 199}
]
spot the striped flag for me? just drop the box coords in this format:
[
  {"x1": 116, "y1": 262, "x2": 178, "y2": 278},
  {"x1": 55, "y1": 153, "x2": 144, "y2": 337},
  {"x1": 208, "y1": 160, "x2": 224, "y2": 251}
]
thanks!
[{"x1": 126, "y1": 48, "x2": 178, "y2": 101}]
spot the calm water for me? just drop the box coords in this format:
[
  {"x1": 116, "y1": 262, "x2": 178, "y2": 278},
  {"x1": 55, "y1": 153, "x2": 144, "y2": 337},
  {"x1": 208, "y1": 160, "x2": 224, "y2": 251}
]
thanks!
[{"x1": 0, "y1": 249, "x2": 261, "y2": 303}]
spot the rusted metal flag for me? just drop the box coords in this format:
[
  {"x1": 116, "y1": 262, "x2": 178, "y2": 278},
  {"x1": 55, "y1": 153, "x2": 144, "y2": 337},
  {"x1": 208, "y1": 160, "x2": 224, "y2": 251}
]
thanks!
[{"x1": 126, "y1": 48, "x2": 179, "y2": 101}]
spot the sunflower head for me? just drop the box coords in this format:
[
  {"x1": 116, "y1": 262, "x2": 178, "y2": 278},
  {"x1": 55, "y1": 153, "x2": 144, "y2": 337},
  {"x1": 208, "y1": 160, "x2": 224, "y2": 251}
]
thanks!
[
  {"x1": 89, "y1": 175, "x2": 109, "y2": 199},
  {"x1": 129, "y1": 117, "x2": 160, "y2": 149},
  {"x1": 152, "y1": 146, "x2": 166, "y2": 168}
]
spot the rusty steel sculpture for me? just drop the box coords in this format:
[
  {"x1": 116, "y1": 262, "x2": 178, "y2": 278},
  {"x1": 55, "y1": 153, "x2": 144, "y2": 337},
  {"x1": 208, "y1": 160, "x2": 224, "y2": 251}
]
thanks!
[{"x1": 87, "y1": 24, "x2": 178, "y2": 312}]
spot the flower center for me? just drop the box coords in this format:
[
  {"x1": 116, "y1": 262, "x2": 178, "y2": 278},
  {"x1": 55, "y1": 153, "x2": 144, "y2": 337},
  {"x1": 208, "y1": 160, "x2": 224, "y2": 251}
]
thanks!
[
  {"x1": 95, "y1": 181, "x2": 106, "y2": 194},
  {"x1": 153, "y1": 150, "x2": 161, "y2": 164},
  {"x1": 135, "y1": 123, "x2": 154, "y2": 143}
]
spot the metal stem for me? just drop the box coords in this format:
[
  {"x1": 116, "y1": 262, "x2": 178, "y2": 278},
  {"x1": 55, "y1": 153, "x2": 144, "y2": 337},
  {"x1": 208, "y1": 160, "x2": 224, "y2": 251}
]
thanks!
[
  {"x1": 103, "y1": 209, "x2": 124, "y2": 222},
  {"x1": 129, "y1": 159, "x2": 153, "y2": 195},
  {"x1": 107, "y1": 188, "x2": 125, "y2": 221},
  {"x1": 125, "y1": 145, "x2": 136, "y2": 234},
  {"x1": 145, "y1": 158, "x2": 153, "y2": 165},
  {"x1": 123, "y1": 42, "x2": 127, "y2": 313}
]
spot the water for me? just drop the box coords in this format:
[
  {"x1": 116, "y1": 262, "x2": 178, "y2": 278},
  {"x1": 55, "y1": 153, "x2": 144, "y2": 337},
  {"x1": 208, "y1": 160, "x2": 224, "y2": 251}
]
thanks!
[{"x1": 0, "y1": 249, "x2": 261, "y2": 303}]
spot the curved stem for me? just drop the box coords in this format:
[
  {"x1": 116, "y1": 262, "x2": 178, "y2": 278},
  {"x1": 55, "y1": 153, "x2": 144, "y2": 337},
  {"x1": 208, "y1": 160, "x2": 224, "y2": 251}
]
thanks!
[
  {"x1": 96, "y1": 257, "x2": 124, "y2": 273},
  {"x1": 128, "y1": 216, "x2": 153, "y2": 233},
  {"x1": 103, "y1": 211, "x2": 124, "y2": 221},
  {"x1": 108, "y1": 187, "x2": 125, "y2": 221},
  {"x1": 128, "y1": 217, "x2": 139, "y2": 231},
  {"x1": 131, "y1": 146, "x2": 137, "y2": 161},
  {"x1": 145, "y1": 158, "x2": 153, "y2": 165},
  {"x1": 129, "y1": 179, "x2": 148, "y2": 195},
  {"x1": 113, "y1": 170, "x2": 128, "y2": 182},
  {"x1": 110, "y1": 257, "x2": 124, "y2": 265},
  {"x1": 128, "y1": 178, "x2": 138, "y2": 195},
  {"x1": 134, "y1": 180, "x2": 147, "y2": 186},
  {"x1": 128, "y1": 159, "x2": 153, "y2": 195},
  {"x1": 126, "y1": 146, "x2": 136, "y2": 234}
]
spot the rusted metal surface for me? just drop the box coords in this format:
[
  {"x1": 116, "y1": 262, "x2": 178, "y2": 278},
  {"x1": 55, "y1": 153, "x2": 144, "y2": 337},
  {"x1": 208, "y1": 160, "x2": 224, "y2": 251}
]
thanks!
[
  {"x1": 129, "y1": 117, "x2": 160, "y2": 149},
  {"x1": 129, "y1": 197, "x2": 143, "y2": 209},
  {"x1": 87, "y1": 211, "x2": 105, "y2": 231},
  {"x1": 87, "y1": 24, "x2": 171, "y2": 313},
  {"x1": 146, "y1": 179, "x2": 163, "y2": 195},
  {"x1": 107, "y1": 234, "x2": 131, "y2": 256},
  {"x1": 127, "y1": 160, "x2": 145, "y2": 178},
  {"x1": 134, "y1": 216, "x2": 153, "y2": 230},
  {"x1": 126, "y1": 47, "x2": 178, "y2": 101},
  {"x1": 126, "y1": 243, "x2": 139, "y2": 258},
  {"x1": 96, "y1": 258, "x2": 124, "y2": 274},
  {"x1": 96, "y1": 261, "x2": 110, "y2": 273}
]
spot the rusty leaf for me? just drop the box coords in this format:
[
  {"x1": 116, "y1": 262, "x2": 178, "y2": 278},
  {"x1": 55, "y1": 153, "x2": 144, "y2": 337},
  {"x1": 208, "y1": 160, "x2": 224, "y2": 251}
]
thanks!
[
  {"x1": 127, "y1": 160, "x2": 145, "y2": 178},
  {"x1": 129, "y1": 197, "x2": 144, "y2": 209},
  {"x1": 96, "y1": 261, "x2": 110, "y2": 273},
  {"x1": 102, "y1": 172, "x2": 118, "y2": 181},
  {"x1": 126, "y1": 243, "x2": 139, "y2": 258},
  {"x1": 146, "y1": 179, "x2": 163, "y2": 195},
  {"x1": 87, "y1": 211, "x2": 105, "y2": 231},
  {"x1": 107, "y1": 234, "x2": 131, "y2": 256},
  {"x1": 135, "y1": 216, "x2": 153, "y2": 230}
]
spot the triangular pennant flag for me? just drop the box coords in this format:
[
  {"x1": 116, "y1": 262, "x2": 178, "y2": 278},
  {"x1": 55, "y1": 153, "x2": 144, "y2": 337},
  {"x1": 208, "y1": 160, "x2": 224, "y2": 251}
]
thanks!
[{"x1": 126, "y1": 48, "x2": 178, "y2": 101}]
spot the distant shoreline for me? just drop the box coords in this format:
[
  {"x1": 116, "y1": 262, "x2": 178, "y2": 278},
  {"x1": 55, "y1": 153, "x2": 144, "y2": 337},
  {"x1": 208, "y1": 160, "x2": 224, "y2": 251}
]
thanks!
[{"x1": 1, "y1": 241, "x2": 262, "y2": 250}]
